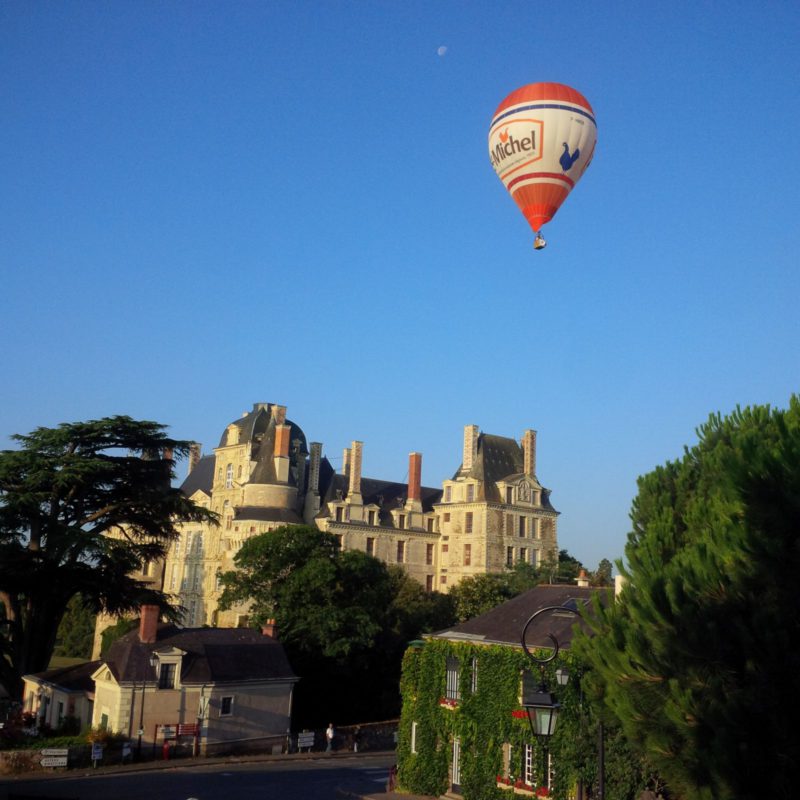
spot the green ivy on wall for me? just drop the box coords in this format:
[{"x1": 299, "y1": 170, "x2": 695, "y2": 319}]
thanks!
[{"x1": 397, "y1": 639, "x2": 647, "y2": 800}]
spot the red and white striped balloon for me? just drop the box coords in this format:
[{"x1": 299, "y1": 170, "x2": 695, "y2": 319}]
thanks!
[{"x1": 489, "y1": 83, "x2": 597, "y2": 245}]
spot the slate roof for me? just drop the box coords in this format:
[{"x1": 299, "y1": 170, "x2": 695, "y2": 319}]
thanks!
[
  {"x1": 316, "y1": 471, "x2": 443, "y2": 523},
  {"x1": 180, "y1": 454, "x2": 215, "y2": 497},
  {"x1": 429, "y1": 584, "x2": 609, "y2": 650},
  {"x1": 234, "y1": 506, "x2": 304, "y2": 524},
  {"x1": 103, "y1": 625, "x2": 297, "y2": 685},
  {"x1": 25, "y1": 660, "x2": 102, "y2": 693},
  {"x1": 453, "y1": 433, "x2": 557, "y2": 511}
]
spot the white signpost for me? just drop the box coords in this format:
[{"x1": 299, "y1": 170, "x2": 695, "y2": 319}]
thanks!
[{"x1": 40, "y1": 747, "x2": 69, "y2": 767}]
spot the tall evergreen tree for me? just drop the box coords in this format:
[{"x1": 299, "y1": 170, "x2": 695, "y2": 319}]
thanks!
[
  {"x1": 0, "y1": 416, "x2": 216, "y2": 698},
  {"x1": 574, "y1": 398, "x2": 800, "y2": 800}
]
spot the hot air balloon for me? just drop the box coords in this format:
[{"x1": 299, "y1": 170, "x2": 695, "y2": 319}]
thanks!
[{"x1": 488, "y1": 82, "x2": 597, "y2": 250}]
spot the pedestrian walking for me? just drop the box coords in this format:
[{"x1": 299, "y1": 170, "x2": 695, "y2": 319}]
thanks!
[{"x1": 326, "y1": 722, "x2": 334, "y2": 752}]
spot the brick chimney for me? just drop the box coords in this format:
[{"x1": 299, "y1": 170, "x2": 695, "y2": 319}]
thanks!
[
  {"x1": 139, "y1": 604, "x2": 160, "y2": 644},
  {"x1": 408, "y1": 452, "x2": 422, "y2": 501},
  {"x1": 261, "y1": 619, "x2": 277, "y2": 639},
  {"x1": 274, "y1": 423, "x2": 291, "y2": 482},
  {"x1": 522, "y1": 429, "x2": 537, "y2": 477},
  {"x1": 463, "y1": 425, "x2": 479, "y2": 472}
]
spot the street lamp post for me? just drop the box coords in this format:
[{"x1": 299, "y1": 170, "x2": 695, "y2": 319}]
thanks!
[
  {"x1": 521, "y1": 604, "x2": 603, "y2": 798},
  {"x1": 136, "y1": 654, "x2": 159, "y2": 759}
]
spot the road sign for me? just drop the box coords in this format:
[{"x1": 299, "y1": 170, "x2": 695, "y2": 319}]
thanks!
[
  {"x1": 91, "y1": 742, "x2": 104, "y2": 761},
  {"x1": 40, "y1": 756, "x2": 68, "y2": 767},
  {"x1": 41, "y1": 747, "x2": 69, "y2": 756},
  {"x1": 122, "y1": 742, "x2": 132, "y2": 758}
]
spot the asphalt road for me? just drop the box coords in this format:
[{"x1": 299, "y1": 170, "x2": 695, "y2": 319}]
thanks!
[{"x1": 0, "y1": 752, "x2": 396, "y2": 800}]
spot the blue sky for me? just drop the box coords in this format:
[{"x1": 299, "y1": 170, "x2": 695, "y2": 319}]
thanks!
[{"x1": 2, "y1": 2, "x2": 798, "y2": 570}]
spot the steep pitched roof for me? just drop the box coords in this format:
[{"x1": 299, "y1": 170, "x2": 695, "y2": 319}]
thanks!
[
  {"x1": 180, "y1": 454, "x2": 215, "y2": 497},
  {"x1": 430, "y1": 584, "x2": 609, "y2": 649},
  {"x1": 104, "y1": 626, "x2": 297, "y2": 685}
]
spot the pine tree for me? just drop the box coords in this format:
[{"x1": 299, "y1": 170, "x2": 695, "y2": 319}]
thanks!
[{"x1": 574, "y1": 398, "x2": 800, "y2": 800}]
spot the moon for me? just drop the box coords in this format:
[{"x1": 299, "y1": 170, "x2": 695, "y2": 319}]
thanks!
[{"x1": 437, "y1": 46, "x2": 447, "y2": 57}]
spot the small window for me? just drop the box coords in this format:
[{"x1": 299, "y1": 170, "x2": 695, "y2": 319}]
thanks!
[
  {"x1": 520, "y1": 547, "x2": 528, "y2": 564},
  {"x1": 442, "y1": 544, "x2": 449, "y2": 553},
  {"x1": 368, "y1": 509, "x2": 376, "y2": 525},
  {"x1": 506, "y1": 513, "x2": 513, "y2": 534},
  {"x1": 426, "y1": 517, "x2": 435, "y2": 532},
  {"x1": 464, "y1": 543, "x2": 471, "y2": 566},
  {"x1": 426, "y1": 575, "x2": 433, "y2": 591},
  {"x1": 445, "y1": 486, "x2": 452, "y2": 502},
  {"x1": 506, "y1": 486, "x2": 513, "y2": 504},
  {"x1": 220, "y1": 696, "x2": 234, "y2": 716},
  {"x1": 519, "y1": 516, "x2": 526, "y2": 537},
  {"x1": 443, "y1": 512, "x2": 451, "y2": 523},
  {"x1": 398, "y1": 514, "x2": 406, "y2": 530},
  {"x1": 225, "y1": 463, "x2": 233, "y2": 489},
  {"x1": 335, "y1": 506, "x2": 343, "y2": 522},
  {"x1": 158, "y1": 663, "x2": 176, "y2": 689},
  {"x1": 440, "y1": 575, "x2": 447, "y2": 585},
  {"x1": 366, "y1": 537, "x2": 375, "y2": 556},
  {"x1": 506, "y1": 546, "x2": 514, "y2": 567},
  {"x1": 465, "y1": 512, "x2": 473, "y2": 534},
  {"x1": 445, "y1": 656, "x2": 461, "y2": 701},
  {"x1": 466, "y1": 484, "x2": 474, "y2": 502},
  {"x1": 426, "y1": 543, "x2": 434, "y2": 565},
  {"x1": 237, "y1": 464, "x2": 243, "y2": 478},
  {"x1": 524, "y1": 743, "x2": 535, "y2": 786},
  {"x1": 396, "y1": 540, "x2": 406, "y2": 563}
]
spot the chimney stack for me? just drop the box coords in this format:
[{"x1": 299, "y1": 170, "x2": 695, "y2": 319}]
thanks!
[
  {"x1": 274, "y1": 423, "x2": 291, "y2": 482},
  {"x1": 463, "y1": 425, "x2": 479, "y2": 472},
  {"x1": 348, "y1": 441, "x2": 363, "y2": 501},
  {"x1": 261, "y1": 619, "x2": 277, "y2": 639},
  {"x1": 271, "y1": 404, "x2": 287, "y2": 425},
  {"x1": 188, "y1": 442, "x2": 202, "y2": 475},
  {"x1": 342, "y1": 447, "x2": 351, "y2": 478},
  {"x1": 139, "y1": 604, "x2": 160, "y2": 644},
  {"x1": 309, "y1": 442, "x2": 322, "y2": 495},
  {"x1": 522, "y1": 429, "x2": 537, "y2": 477},
  {"x1": 408, "y1": 452, "x2": 422, "y2": 503}
]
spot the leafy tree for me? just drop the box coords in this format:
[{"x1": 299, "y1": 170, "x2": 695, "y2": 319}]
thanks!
[
  {"x1": 448, "y1": 573, "x2": 515, "y2": 621},
  {"x1": 54, "y1": 595, "x2": 96, "y2": 659},
  {"x1": 218, "y1": 526, "x2": 456, "y2": 724},
  {"x1": 591, "y1": 558, "x2": 614, "y2": 587},
  {"x1": 0, "y1": 416, "x2": 216, "y2": 699},
  {"x1": 574, "y1": 398, "x2": 800, "y2": 800}
]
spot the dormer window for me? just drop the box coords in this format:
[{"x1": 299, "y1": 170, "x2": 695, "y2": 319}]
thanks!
[
  {"x1": 445, "y1": 486, "x2": 452, "y2": 503},
  {"x1": 158, "y1": 663, "x2": 176, "y2": 689},
  {"x1": 466, "y1": 484, "x2": 475, "y2": 502}
]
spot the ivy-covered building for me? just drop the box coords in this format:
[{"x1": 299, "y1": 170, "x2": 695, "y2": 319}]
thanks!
[{"x1": 397, "y1": 584, "x2": 641, "y2": 800}]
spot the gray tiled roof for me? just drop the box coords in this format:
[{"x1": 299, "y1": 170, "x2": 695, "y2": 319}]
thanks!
[
  {"x1": 25, "y1": 660, "x2": 102, "y2": 692},
  {"x1": 429, "y1": 584, "x2": 609, "y2": 649},
  {"x1": 180, "y1": 454, "x2": 215, "y2": 497},
  {"x1": 234, "y1": 506, "x2": 304, "y2": 524},
  {"x1": 104, "y1": 626, "x2": 297, "y2": 685}
]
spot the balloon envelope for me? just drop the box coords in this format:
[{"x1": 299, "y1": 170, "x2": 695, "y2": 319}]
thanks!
[{"x1": 488, "y1": 82, "x2": 597, "y2": 234}]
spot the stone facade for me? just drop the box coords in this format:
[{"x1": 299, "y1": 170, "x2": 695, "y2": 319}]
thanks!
[{"x1": 154, "y1": 402, "x2": 559, "y2": 628}]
